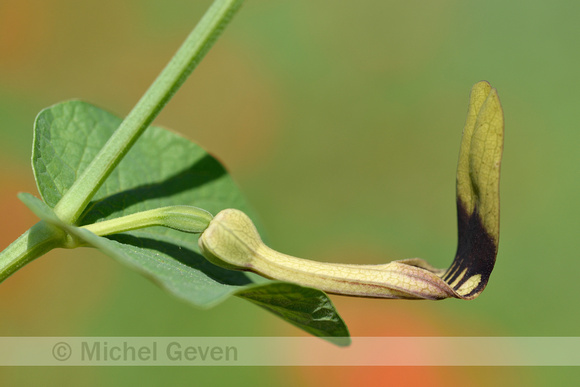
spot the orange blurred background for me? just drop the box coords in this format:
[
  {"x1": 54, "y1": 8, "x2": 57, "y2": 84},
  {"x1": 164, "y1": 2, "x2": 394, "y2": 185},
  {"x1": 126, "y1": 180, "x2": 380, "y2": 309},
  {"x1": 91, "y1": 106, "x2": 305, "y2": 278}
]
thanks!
[{"x1": 1, "y1": 0, "x2": 579, "y2": 385}]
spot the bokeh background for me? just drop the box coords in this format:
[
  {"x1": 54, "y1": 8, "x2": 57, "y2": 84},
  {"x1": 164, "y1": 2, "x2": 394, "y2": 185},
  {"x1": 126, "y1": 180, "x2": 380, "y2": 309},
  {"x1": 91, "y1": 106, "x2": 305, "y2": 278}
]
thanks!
[{"x1": 1, "y1": 0, "x2": 578, "y2": 385}]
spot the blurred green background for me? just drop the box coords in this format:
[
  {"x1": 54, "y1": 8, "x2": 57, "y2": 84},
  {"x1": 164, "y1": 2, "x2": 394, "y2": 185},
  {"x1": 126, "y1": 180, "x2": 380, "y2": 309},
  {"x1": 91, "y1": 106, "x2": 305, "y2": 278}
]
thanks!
[{"x1": 1, "y1": 0, "x2": 578, "y2": 385}]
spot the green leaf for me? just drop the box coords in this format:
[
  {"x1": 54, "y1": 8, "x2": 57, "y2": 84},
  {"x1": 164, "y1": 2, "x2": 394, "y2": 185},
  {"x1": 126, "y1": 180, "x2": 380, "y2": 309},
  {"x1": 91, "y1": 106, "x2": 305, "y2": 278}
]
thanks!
[
  {"x1": 237, "y1": 282, "x2": 351, "y2": 346},
  {"x1": 18, "y1": 191, "x2": 247, "y2": 306},
  {"x1": 18, "y1": 192, "x2": 66, "y2": 227},
  {"x1": 32, "y1": 100, "x2": 253, "y2": 306},
  {"x1": 31, "y1": 100, "x2": 349, "y2": 342}
]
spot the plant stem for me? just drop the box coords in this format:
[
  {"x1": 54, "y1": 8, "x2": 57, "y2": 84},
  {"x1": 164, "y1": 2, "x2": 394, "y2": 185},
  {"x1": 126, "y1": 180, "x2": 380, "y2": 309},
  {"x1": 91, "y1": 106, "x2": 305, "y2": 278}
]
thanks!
[
  {"x1": 0, "y1": 222, "x2": 66, "y2": 283},
  {"x1": 52, "y1": 0, "x2": 244, "y2": 225},
  {"x1": 82, "y1": 206, "x2": 213, "y2": 236}
]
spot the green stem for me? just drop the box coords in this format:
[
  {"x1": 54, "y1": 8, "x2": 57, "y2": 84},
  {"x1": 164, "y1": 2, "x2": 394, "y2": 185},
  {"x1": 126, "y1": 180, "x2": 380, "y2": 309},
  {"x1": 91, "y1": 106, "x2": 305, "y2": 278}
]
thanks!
[
  {"x1": 82, "y1": 206, "x2": 213, "y2": 236},
  {"x1": 0, "y1": 222, "x2": 66, "y2": 283},
  {"x1": 52, "y1": 0, "x2": 244, "y2": 225}
]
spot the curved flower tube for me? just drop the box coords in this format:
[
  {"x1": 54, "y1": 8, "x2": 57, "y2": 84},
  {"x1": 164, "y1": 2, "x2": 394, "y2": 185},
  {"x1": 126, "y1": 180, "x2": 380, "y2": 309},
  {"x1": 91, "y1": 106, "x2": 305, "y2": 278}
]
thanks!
[{"x1": 199, "y1": 81, "x2": 504, "y2": 300}]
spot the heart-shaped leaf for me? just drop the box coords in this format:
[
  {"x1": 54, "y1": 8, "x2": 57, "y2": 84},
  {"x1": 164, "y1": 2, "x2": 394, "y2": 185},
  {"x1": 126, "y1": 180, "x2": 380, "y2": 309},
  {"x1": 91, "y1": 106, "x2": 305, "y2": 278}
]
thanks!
[{"x1": 30, "y1": 100, "x2": 349, "y2": 343}]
